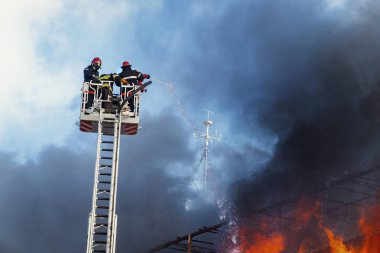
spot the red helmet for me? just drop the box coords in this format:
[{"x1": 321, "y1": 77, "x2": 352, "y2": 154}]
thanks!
[
  {"x1": 121, "y1": 61, "x2": 131, "y2": 67},
  {"x1": 91, "y1": 57, "x2": 102, "y2": 69}
]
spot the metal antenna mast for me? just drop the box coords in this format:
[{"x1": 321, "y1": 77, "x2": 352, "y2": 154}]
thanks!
[{"x1": 194, "y1": 109, "x2": 221, "y2": 192}]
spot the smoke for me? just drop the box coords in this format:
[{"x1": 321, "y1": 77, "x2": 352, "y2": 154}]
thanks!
[
  {"x1": 213, "y1": 0, "x2": 380, "y2": 220},
  {"x1": 0, "y1": 112, "x2": 219, "y2": 253},
  {"x1": 124, "y1": 0, "x2": 380, "y2": 246},
  {"x1": 3, "y1": 0, "x2": 380, "y2": 252}
]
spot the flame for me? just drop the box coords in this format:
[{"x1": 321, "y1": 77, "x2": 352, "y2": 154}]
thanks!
[
  {"x1": 240, "y1": 231, "x2": 285, "y2": 253},
  {"x1": 297, "y1": 244, "x2": 307, "y2": 253},
  {"x1": 357, "y1": 204, "x2": 380, "y2": 253},
  {"x1": 324, "y1": 227, "x2": 356, "y2": 253},
  {"x1": 235, "y1": 201, "x2": 380, "y2": 253}
]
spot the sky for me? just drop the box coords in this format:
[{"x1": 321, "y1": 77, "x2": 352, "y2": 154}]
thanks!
[{"x1": 1, "y1": 0, "x2": 380, "y2": 252}]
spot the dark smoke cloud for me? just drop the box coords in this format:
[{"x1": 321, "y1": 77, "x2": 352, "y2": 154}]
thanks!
[
  {"x1": 0, "y1": 148, "x2": 93, "y2": 253},
  {"x1": 0, "y1": 113, "x2": 218, "y2": 253},
  {"x1": 127, "y1": 0, "x2": 380, "y2": 222},
  {"x1": 116, "y1": 113, "x2": 219, "y2": 252},
  {"x1": 193, "y1": 0, "x2": 380, "y2": 216}
]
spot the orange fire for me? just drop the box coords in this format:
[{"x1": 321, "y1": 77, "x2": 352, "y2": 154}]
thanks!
[
  {"x1": 240, "y1": 232, "x2": 285, "y2": 253},
  {"x1": 297, "y1": 244, "x2": 307, "y2": 253},
  {"x1": 357, "y1": 204, "x2": 380, "y2": 253},
  {"x1": 321, "y1": 213, "x2": 380, "y2": 253},
  {"x1": 237, "y1": 201, "x2": 380, "y2": 253},
  {"x1": 323, "y1": 227, "x2": 356, "y2": 253}
]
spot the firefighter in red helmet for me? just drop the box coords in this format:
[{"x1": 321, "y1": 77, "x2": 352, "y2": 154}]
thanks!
[
  {"x1": 83, "y1": 57, "x2": 102, "y2": 113},
  {"x1": 115, "y1": 60, "x2": 150, "y2": 115}
]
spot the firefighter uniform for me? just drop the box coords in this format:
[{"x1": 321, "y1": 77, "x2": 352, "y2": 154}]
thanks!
[
  {"x1": 115, "y1": 62, "x2": 148, "y2": 113},
  {"x1": 83, "y1": 58, "x2": 102, "y2": 111}
]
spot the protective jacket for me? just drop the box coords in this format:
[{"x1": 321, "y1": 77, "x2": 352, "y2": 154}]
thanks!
[
  {"x1": 83, "y1": 65, "x2": 100, "y2": 82},
  {"x1": 115, "y1": 67, "x2": 146, "y2": 112},
  {"x1": 99, "y1": 73, "x2": 118, "y2": 91},
  {"x1": 83, "y1": 65, "x2": 100, "y2": 110},
  {"x1": 115, "y1": 66, "x2": 144, "y2": 86}
]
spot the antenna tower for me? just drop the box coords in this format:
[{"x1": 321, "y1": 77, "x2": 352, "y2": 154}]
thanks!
[{"x1": 194, "y1": 110, "x2": 221, "y2": 192}]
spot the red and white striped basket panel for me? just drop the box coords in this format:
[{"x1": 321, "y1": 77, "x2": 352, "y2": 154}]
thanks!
[
  {"x1": 124, "y1": 123, "x2": 138, "y2": 135},
  {"x1": 80, "y1": 120, "x2": 93, "y2": 132}
]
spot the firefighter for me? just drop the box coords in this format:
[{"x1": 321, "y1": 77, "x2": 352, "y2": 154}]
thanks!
[
  {"x1": 115, "y1": 61, "x2": 150, "y2": 115},
  {"x1": 83, "y1": 57, "x2": 102, "y2": 113}
]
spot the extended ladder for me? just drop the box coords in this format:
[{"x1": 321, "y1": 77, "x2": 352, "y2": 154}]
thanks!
[{"x1": 86, "y1": 112, "x2": 121, "y2": 253}]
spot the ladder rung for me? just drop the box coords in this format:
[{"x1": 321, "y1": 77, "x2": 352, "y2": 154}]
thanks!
[
  {"x1": 104, "y1": 109, "x2": 116, "y2": 113},
  {"x1": 95, "y1": 223, "x2": 108, "y2": 226},
  {"x1": 93, "y1": 250, "x2": 106, "y2": 253},
  {"x1": 94, "y1": 232, "x2": 108, "y2": 235},
  {"x1": 95, "y1": 214, "x2": 109, "y2": 218},
  {"x1": 99, "y1": 173, "x2": 111, "y2": 176},
  {"x1": 97, "y1": 206, "x2": 109, "y2": 209},
  {"x1": 99, "y1": 164, "x2": 112, "y2": 168},
  {"x1": 101, "y1": 149, "x2": 113, "y2": 152},
  {"x1": 101, "y1": 141, "x2": 114, "y2": 144},
  {"x1": 98, "y1": 181, "x2": 111, "y2": 184},
  {"x1": 97, "y1": 197, "x2": 110, "y2": 201},
  {"x1": 97, "y1": 189, "x2": 110, "y2": 193},
  {"x1": 94, "y1": 240, "x2": 107, "y2": 244},
  {"x1": 100, "y1": 156, "x2": 113, "y2": 160}
]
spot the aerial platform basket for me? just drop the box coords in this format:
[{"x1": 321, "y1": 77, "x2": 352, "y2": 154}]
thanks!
[{"x1": 79, "y1": 80, "x2": 150, "y2": 135}]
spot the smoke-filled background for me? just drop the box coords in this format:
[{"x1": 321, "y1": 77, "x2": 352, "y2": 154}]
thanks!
[
  {"x1": 225, "y1": 0, "x2": 380, "y2": 213},
  {"x1": 1, "y1": 0, "x2": 380, "y2": 252}
]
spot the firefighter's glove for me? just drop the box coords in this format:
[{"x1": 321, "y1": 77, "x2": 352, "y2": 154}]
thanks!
[
  {"x1": 121, "y1": 78, "x2": 128, "y2": 85},
  {"x1": 144, "y1": 74, "x2": 150, "y2": 79}
]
